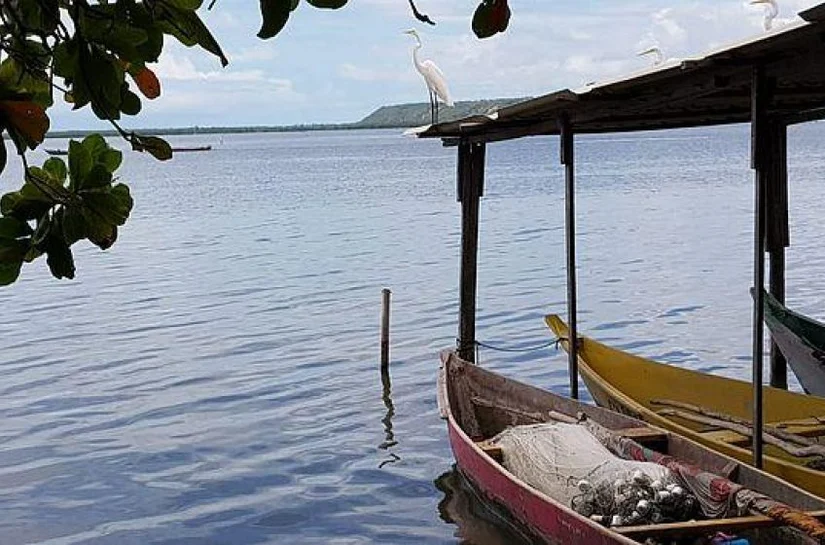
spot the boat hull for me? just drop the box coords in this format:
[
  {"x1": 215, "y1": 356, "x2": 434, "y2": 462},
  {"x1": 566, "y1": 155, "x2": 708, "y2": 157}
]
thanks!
[
  {"x1": 764, "y1": 290, "x2": 825, "y2": 397},
  {"x1": 443, "y1": 381, "x2": 636, "y2": 544}
]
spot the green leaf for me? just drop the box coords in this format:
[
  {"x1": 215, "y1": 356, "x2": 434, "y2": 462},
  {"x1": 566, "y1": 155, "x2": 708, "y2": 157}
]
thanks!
[
  {"x1": 100, "y1": 149, "x2": 123, "y2": 174},
  {"x1": 43, "y1": 157, "x2": 68, "y2": 184},
  {"x1": 306, "y1": 0, "x2": 348, "y2": 8},
  {"x1": 258, "y1": 0, "x2": 292, "y2": 39},
  {"x1": 0, "y1": 258, "x2": 24, "y2": 285},
  {"x1": 86, "y1": 218, "x2": 116, "y2": 249},
  {"x1": 131, "y1": 135, "x2": 173, "y2": 161},
  {"x1": 44, "y1": 231, "x2": 75, "y2": 280},
  {"x1": 53, "y1": 40, "x2": 80, "y2": 80},
  {"x1": 120, "y1": 88, "x2": 142, "y2": 116},
  {"x1": 164, "y1": 0, "x2": 205, "y2": 8},
  {"x1": 157, "y1": 7, "x2": 229, "y2": 66},
  {"x1": 0, "y1": 183, "x2": 54, "y2": 221},
  {"x1": 79, "y1": 164, "x2": 114, "y2": 191},
  {"x1": 0, "y1": 217, "x2": 33, "y2": 239},
  {"x1": 0, "y1": 57, "x2": 53, "y2": 108},
  {"x1": 0, "y1": 132, "x2": 6, "y2": 174},
  {"x1": 68, "y1": 139, "x2": 93, "y2": 190},
  {"x1": 82, "y1": 134, "x2": 108, "y2": 161},
  {"x1": 32, "y1": 213, "x2": 51, "y2": 248},
  {"x1": 59, "y1": 206, "x2": 86, "y2": 245},
  {"x1": 84, "y1": 183, "x2": 133, "y2": 226},
  {"x1": 0, "y1": 234, "x2": 27, "y2": 284}
]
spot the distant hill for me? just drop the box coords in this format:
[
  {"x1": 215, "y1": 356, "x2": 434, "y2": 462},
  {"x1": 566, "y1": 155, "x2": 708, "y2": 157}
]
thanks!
[
  {"x1": 353, "y1": 98, "x2": 527, "y2": 128},
  {"x1": 45, "y1": 98, "x2": 529, "y2": 139}
]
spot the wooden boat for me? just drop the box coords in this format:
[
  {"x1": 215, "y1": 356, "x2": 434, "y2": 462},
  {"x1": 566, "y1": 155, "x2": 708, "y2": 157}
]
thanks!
[
  {"x1": 45, "y1": 145, "x2": 210, "y2": 156},
  {"x1": 762, "y1": 290, "x2": 825, "y2": 397},
  {"x1": 545, "y1": 314, "x2": 825, "y2": 499},
  {"x1": 439, "y1": 351, "x2": 825, "y2": 544},
  {"x1": 170, "y1": 145, "x2": 212, "y2": 152}
]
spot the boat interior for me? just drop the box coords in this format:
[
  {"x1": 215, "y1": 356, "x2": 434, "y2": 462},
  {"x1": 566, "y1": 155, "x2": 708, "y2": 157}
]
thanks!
[
  {"x1": 442, "y1": 352, "x2": 825, "y2": 544},
  {"x1": 546, "y1": 315, "x2": 825, "y2": 464}
]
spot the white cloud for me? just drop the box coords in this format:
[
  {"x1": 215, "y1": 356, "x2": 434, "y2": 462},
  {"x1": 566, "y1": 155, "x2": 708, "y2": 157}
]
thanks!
[{"x1": 337, "y1": 63, "x2": 413, "y2": 83}]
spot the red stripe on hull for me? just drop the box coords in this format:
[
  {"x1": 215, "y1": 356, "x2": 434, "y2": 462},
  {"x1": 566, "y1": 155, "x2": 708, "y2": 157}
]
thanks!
[{"x1": 447, "y1": 419, "x2": 631, "y2": 545}]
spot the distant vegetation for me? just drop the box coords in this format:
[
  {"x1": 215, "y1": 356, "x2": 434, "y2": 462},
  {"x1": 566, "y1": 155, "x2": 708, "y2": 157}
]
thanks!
[
  {"x1": 351, "y1": 98, "x2": 527, "y2": 128},
  {"x1": 47, "y1": 98, "x2": 528, "y2": 139}
]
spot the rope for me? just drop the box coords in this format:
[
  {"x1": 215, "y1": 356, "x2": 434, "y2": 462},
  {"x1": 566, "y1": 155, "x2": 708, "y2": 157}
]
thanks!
[{"x1": 475, "y1": 338, "x2": 559, "y2": 353}]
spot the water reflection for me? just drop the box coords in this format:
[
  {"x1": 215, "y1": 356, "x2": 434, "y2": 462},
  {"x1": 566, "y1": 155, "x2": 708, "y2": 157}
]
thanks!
[
  {"x1": 378, "y1": 364, "x2": 400, "y2": 467},
  {"x1": 435, "y1": 467, "x2": 541, "y2": 545}
]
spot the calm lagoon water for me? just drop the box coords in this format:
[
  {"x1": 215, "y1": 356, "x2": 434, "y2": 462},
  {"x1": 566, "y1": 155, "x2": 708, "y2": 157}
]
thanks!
[{"x1": 2, "y1": 124, "x2": 825, "y2": 544}]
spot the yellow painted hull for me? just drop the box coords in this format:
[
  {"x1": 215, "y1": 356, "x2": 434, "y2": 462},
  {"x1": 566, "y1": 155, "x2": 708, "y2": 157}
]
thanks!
[{"x1": 545, "y1": 314, "x2": 825, "y2": 498}]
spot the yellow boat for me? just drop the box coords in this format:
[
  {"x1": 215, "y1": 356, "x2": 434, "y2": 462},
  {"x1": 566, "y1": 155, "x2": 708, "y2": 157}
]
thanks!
[{"x1": 545, "y1": 314, "x2": 825, "y2": 498}]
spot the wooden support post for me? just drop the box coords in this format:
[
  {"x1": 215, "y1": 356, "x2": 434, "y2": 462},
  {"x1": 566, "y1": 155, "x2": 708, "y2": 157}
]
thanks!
[
  {"x1": 457, "y1": 140, "x2": 486, "y2": 362},
  {"x1": 750, "y1": 66, "x2": 769, "y2": 469},
  {"x1": 766, "y1": 121, "x2": 789, "y2": 390},
  {"x1": 380, "y1": 288, "x2": 391, "y2": 371},
  {"x1": 560, "y1": 115, "x2": 579, "y2": 399}
]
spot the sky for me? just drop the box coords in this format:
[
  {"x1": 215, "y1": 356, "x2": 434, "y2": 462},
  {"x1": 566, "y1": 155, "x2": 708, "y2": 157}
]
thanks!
[{"x1": 50, "y1": 0, "x2": 823, "y2": 130}]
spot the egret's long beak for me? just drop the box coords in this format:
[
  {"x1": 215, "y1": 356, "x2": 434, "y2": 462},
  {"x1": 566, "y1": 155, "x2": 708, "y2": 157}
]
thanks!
[
  {"x1": 636, "y1": 47, "x2": 659, "y2": 57},
  {"x1": 749, "y1": 0, "x2": 769, "y2": 4},
  {"x1": 403, "y1": 30, "x2": 415, "y2": 35}
]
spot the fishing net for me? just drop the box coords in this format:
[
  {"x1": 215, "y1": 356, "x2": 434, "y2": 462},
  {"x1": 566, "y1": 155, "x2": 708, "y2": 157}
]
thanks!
[{"x1": 492, "y1": 422, "x2": 700, "y2": 527}]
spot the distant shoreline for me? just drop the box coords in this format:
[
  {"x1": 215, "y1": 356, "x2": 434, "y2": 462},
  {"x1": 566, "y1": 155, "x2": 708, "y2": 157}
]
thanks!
[
  {"x1": 46, "y1": 123, "x2": 387, "y2": 140},
  {"x1": 46, "y1": 98, "x2": 526, "y2": 140}
]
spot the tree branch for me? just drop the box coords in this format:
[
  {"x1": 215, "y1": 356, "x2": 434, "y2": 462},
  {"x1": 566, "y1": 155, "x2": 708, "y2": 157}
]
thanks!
[{"x1": 408, "y1": 0, "x2": 435, "y2": 26}]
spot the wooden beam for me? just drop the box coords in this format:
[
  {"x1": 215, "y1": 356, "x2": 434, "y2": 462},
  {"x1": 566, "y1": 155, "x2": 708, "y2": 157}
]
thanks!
[
  {"x1": 751, "y1": 65, "x2": 770, "y2": 469},
  {"x1": 618, "y1": 510, "x2": 825, "y2": 541},
  {"x1": 799, "y1": 3, "x2": 825, "y2": 22},
  {"x1": 767, "y1": 120, "x2": 789, "y2": 389},
  {"x1": 457, "y1": 141, "x2": 485, "y2": 362},
  {"x1": 560, "y1": 115, "x2": 579, "y2": 400},
  {"x1": 784, "y1": 106, "x2": 825, "y2": 125}
]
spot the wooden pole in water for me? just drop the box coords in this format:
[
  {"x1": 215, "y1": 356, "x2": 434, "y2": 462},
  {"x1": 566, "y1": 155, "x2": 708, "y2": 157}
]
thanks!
[
  {"x1": 750, "y1": 66, "x2": 769, "y2": 469},
  {"x1": 767, "y1": 121, "x2": 789, "y2": 390},
  {"x1": 381, "y1": 288, "x2": 391, "y2": 370},
  {"x1": 457, "y1": 140, "x2": 486, "y2": 363},
  {"x1": 560, "y1": 115, "x2": 579, "y2": 399}
]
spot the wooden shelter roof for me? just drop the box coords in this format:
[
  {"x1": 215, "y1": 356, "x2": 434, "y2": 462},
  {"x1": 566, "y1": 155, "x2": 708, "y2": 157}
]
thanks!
[{"x1": 416, "y1": 4, "x2": 825, "y2": 144}]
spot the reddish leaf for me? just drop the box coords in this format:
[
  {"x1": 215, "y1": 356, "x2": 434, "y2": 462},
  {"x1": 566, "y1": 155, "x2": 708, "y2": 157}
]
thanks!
[
  {"x1": 0, "y1": 101, "x2": 50, "y2": 150},
  {"x1": 131, "y1": 67, "x2": 161, "y2": 99}
]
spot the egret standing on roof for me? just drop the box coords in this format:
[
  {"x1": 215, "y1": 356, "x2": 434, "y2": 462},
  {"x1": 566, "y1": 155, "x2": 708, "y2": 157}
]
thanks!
[
  {"x1": 404, "y1": 29, "x2": 454, "y2": 125},
  {"x1": 750, "y1": 0, "x2": 779, "y2": 31},
  {"x1": 637, "y1": 46, "x2": 664, "y2": 66}
]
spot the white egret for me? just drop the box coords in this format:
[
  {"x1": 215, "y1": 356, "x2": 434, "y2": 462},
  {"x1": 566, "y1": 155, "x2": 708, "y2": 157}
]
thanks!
[
  {"x1": 403, "y1": 29, "x2": 453, "y2": 125},
  {"x1": 750, "y1": 0, "x2": 779, "y2": 31},
  {"x1": 637, "y1": 45, "x2": 664, "y2": 66}
]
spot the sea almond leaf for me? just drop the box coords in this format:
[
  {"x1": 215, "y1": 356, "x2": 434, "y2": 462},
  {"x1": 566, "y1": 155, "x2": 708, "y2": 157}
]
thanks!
[
  {"x1": 132, "y1": 66, "x2": 161, "y2": 99},
  {"x1": 0, "y1": 101, "x2": 50, "y2": 149},
  {"x1": 258, "y1": 0, "x2": 291, "y2": 39}
]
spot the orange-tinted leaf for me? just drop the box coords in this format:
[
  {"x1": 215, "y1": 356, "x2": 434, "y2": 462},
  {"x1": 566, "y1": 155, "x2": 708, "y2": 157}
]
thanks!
[
  {"x1": 131, "y1": 67, "x2": 161, "y2": 99},
  {"x1": 0, "y1": 101, "x2": 49, "y2": 149}
]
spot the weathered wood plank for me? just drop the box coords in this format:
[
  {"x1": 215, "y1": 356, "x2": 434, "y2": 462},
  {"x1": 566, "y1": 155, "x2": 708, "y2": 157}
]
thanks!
[{"x1": 618, "y1": 510, "x2": 825, "y2": 540}]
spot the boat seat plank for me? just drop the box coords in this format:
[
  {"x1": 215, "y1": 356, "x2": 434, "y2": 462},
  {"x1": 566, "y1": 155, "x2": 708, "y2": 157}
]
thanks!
[
  {"x1": 702, "y1": 429, "x2": 750, "y2": 446},
  {"x1": 769, "y1": 420, "x2": 825, "y2": 438},
  {"x1": 701, "y1": 422, "x2": 825, "y2": 446},
  {"x1": 475, "y1": 440, "x2": 503, "y2": 462},
  {"x1": 618, "y1": 510, "x2": 825, "y2": 540},
  {"x1": 617, "y1": 427, "x2": 668, "y2": 443}
]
